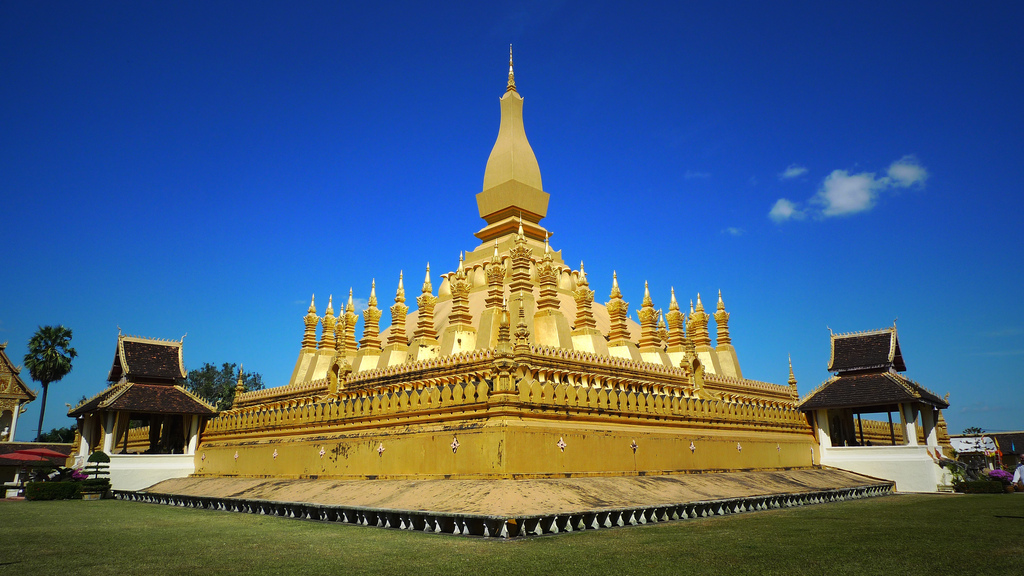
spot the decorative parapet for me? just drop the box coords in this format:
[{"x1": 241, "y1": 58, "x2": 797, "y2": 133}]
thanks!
[{"x1": 205, "y1": 346, "x2": 808, "y2": 440}]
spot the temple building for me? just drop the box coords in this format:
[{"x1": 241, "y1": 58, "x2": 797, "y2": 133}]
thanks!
[
  {"x1": 190, "y1": 51, "x2": 818, "y2": 481},
  {"x1": 68, "y1": 333, "x2": 216, "y2": 489},
  {"x1": 799, "y1": 326, "x2": 951, "y2": 491},
  {"x1": 0, "y1": 341, "x2": 35, "y2": 443}
]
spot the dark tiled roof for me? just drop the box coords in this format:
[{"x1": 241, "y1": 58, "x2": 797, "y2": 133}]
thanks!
[
  {"x1": 108, "y1": 336, "x2": 186, "y2": 383},
  {"x1": 800, "y1": 372, "x2": 948, "y2": 411},
  {"x1": 69, "y1": 382, "x2": 215, "y2": 416},
  {"x1": 991, "y1": 432, "x2": 1024, "y2": 455},
  {"x1": 828, "y1": 328, "x2": 906, "y2": 373}
]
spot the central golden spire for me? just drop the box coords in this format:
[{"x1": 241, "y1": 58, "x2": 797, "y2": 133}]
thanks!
[
  {"x1": 507, "y1": 44, "x2": 516, "y2": 93},
  {"x1": 475, "y1": 47, "x2": 550, "y2": 245}
]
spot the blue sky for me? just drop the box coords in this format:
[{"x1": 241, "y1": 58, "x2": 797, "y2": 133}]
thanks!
[{"x1": 2, "y1": 2, "x2": 1021, "y2": 440}]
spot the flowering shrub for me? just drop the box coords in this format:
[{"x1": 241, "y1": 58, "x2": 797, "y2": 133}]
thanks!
[
  {"x1": 71, "y1": 468, "x2": 89, "y2": 481},
  {"x1": 987, "y1": 469, "x2": 1013, "y2": 485}
]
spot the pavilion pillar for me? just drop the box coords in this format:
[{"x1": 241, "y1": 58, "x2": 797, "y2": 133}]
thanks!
[
  {"x1": 921, "y1": 407, "x2": 939, "y2": 448},
  {"x1": 8, "y1": 402, "x2": 20, "y2": 440},
  {"x1": 901, "y1": 403, "x2": 919, "y2": 446},
  {"x1": 102, "y1": 412, "x2": 115, "y2": 453},
  {"x1": 77, "y1": 416, "x2": 91, "y2": 457},
  {"x1": 815, "y1": 409, "x2": 832, "y2": 452},
  {"x1": 186, "y1": 416, "x2": 200, "y2": 455}
]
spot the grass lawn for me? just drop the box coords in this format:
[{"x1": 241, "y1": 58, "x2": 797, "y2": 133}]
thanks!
[{"x1": 1, "y1": 494, "x2": 1020, "y2": 575}]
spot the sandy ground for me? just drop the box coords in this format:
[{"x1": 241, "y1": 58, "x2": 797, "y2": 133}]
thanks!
[{"x1": 146, "y1": 468, "x2": 883, "y2": 516}]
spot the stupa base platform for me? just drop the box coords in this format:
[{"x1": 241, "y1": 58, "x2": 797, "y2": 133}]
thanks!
[{"x1": 116, "y1": 468, "x2": 893, "y2": 538}]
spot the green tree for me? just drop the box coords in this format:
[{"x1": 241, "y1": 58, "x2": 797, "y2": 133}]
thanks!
[
  {"x1": 38, "y1": 426, "x2": 77, "y2": 443},
  {"x1": 24, "y1": 325, "x2": 77, "y2": 441},
  {"x1": 185, "y1": 362, "x2": 263, "y2": 411},
  {"x1": 962, "y1": 426, "x2": 985, "y2": 435}
]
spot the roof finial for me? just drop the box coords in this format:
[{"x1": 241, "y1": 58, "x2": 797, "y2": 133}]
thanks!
[
  {"x1": 308, "y1": 294, "x2": 316, "y2": 314},
  {"x1": 422, "y1": 263, "x2": 433, "y2": 294},
  {"x1": 368, "y1": 279, "x2": 377, "y2": 307},
  {"x1": 507, "y1": 44, "x2": 516, "y2": 93},
  {"x1": 544, "y1": 232, "x2": 550, "y2": 254},
  {"x1": 517, "y1": 213, "x2": 524, "y2": 239}
]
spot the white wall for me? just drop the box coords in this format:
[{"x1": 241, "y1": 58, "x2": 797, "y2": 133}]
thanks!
[
  {"x1": 104, "y1": 454, "x2": 196, "y2": 491},
  {"x1": 821, "y1": 445, "x2": 948, "y2": 492}
]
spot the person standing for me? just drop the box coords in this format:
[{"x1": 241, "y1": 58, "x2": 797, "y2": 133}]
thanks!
[{"x1": 1013, "y1": 456, "x2": 1024, "y2": 490}]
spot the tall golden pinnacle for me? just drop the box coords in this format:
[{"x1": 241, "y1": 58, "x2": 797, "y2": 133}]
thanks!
[
  {"x1": 360, "y1": 280, "x2": 383, "y2": 351},
  {"x1": 536, "y1": 234, "x2": 560, "y2": 311},
  {"x1": 665, "y1": 287, "x2": 686, "y2": 348},
  {"x1": 690, "y1": 293, "x2": 711, "y2": 347},
  {"x1": 301, "y1": 294, "x2": 319, "y2": 350},
  {"x1": 485, "y1": 242, "x2": 506, "y2": 309},
  {"x1": 606, "y1": 272, "x2": 631, "y2": 342},
  {"x1": 343, "y1": 288, "x2": 359, "y2": 356},
  {"x1": 714, "y1": 289, "x2": 731, "y2": 346},
  {"x1": 319, "y1": 295, "x2": 337, "y2": 350},
  {"x1": 476, "y1": 49, "x2": 550, "y2": 244},
  {"x1": 389, "y1": 272, "x2": 409, "y2": 346},
  {"x1": 572, "y1": 261, "x2": 597, "y2": 331},
  {"x1": 513, "y1": 290, "x2": 531, "y2": 354},
  {"x1": 507, "y1": 44, "x2": 516, "y2": 93},
  {"x1": 448, "y1": 253, "x2": 473, "y2": 327},
  {"x1": 232, "y1": 364, "x2": 245, "y2": 408},
  {"x1": 788, "y1": 354, "x2": 799, "y2": 400},
  {"x1": 638, "y1": 281, "x2": 660, "y2": 348},
  {"x1": 414, "y1": 263, "x2": 438, "y2": 341}
]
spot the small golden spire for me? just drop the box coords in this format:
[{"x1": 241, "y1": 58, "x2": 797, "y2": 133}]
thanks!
[
  {"x1": 788, "y1": 354, "x2": 797, "y2": 386},
  {"x1": 368, "y1": 279, "x2": 377, "y2": 307},
  {"x1": 457, "y1": 251, "x2": 465, "y2": 274},
  {"x1": 544, "y1": 232, "x2": 550, "y2": 254},
  {"x1": 308, "y1": 294, "x2": 316, "y2": 314},
  {"x1": 517, "y1": 214, "x2": 524, "y2": 239},
  {"x1": 579, "y1": 261, "x2": 588, "y2": 285},
  {"x1": 670, "y1": 287, "x2": 679, "y2": 311},
  {"x1": 325, "y1": 294, "x2": 334, "y2": 316},
  {"x1": 717, "y1": 289, "x2": 725, "y2": 312},
  {"x1": 395, "y1": 271, "x2": 405, "y2": 304},
  {"x1": 347, "y1": 288, "x2": 354, "y2": 311},
  {"x1": 643, "y1": 280, "x2": 653, "y2": 308},
  {"x1": 506, "y1": 44, "x2": 516, "y2": 93},
  {"x1": 695, "y1": 293, "x2": 704, "y2": 312},
  {"x1": 610, "y1": 271, "x2": 622, "y2": 298},
  {"x1": 422, "y1": 263, "x2": 432, "y2": 294},
  {"x1": 492, "y1": 240, "x2": 500, "y2": 262}
]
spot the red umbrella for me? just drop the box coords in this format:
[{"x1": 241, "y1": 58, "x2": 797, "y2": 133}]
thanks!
[
  {"x1": 12, "y1": 448, "x2": 69, "y2": 459},
  {"x1": 0, "y1": 452, "x2": 55, "y2": 465}
]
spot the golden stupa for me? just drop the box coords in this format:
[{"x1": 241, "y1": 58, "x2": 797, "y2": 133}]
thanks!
[{"x1": 194, "y1": 50, "x2": 816, "y2": 480}]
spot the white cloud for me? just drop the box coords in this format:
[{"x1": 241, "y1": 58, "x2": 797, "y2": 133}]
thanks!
[
  {"x1": 722, "y1": 227, "x2": 744, "y2": 236},
  {"x1": 813, "y1": 170, "x2": 882, "y2": 216},
  {"x1": 769, "y1": 156, "x2": 929, "y2": 223},
  {"x1": 778, "y1": 164, "x2": 808, "y2": 180},
  {"x1": 886, "y1": 155, "x2": 928, "y2": 188},
  {"x1": 768, "y1": 198, "x2": 804, "y2": 222},
  {"x1": 684, "y1": 170, "x2": 711, "y2": 180}
]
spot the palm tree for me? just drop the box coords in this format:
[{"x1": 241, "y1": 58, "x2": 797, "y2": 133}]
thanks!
[{"x1": 24, "y1": 325, "x2": 77, "y2": 441}]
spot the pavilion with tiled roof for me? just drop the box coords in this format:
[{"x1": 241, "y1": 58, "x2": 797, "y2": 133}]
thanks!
[
  {"x1": 69, "y1": 334, "x2": 215, "y2": 459},
  {"x1": 799, "y1": 325, "x2": 951, "y2": 491}
]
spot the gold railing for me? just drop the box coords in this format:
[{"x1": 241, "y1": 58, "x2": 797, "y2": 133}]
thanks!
[{"x1": 205, "y1": 355, "x2": 809, "y2": 439}]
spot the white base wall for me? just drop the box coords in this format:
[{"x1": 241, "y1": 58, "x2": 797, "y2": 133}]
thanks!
[
  {"x1": 105, "y1": 455, "x2": 196, "y2": 491},
  {"x1": 821, "y1": 445, "x2": 948, "y2": 492}
]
